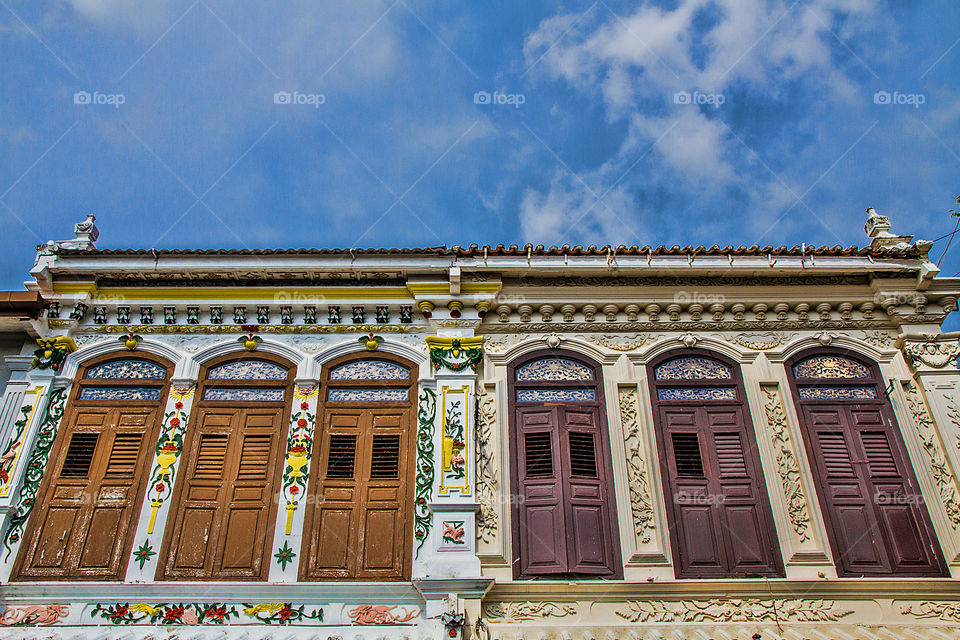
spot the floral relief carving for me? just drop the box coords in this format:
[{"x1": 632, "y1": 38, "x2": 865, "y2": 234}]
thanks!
[
  {"x1": 858, "y1": 330, "x2": 895, "y2": 348},
  {"x1": 900, "y1": 337, "x2": 960, "y2": 369},
  {"x1": 615, "y1": 599, "x2": 852, "y2": 623},
  {"x1": 762, "y1": 385, "x2": 812, "y2": 542},
  {"x1": 618, "y1": 387, "x2": 656, "y2": 544},
  {"x1": 578, "y1": 333, "x2": 655, "y2": 351},
  {"x1": 901, "y1": 601, "x2": 960, "y2": 622},
  {"x1": 722, "y1": 331, "x2": 787, "y2": 350},
  {"x1": 903, "y1": 382, "x2": 960, "y2": 529},
  {"x1": 0, "y1": 605, "x2": 69, "y2": 626},
  {"x1": 475, "y1": 386, "x2": 499, "y2": 544},
  {"x1": 482, "y1": 602, "x2": 578, "y2": 621}
]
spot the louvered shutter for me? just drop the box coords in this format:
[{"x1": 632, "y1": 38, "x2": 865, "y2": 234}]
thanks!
[{"x1": 515, "y1": 406, "x2": 567, "y2": 574}]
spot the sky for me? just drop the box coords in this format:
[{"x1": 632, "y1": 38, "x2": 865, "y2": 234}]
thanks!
[{"x1": 1, "y1": 1, "x2": 959, "y2": 291}]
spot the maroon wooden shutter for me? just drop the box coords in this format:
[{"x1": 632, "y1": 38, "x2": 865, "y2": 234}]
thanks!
[
  {"x1": 801, "y1": 404, "x2": 945, "y2": 575},
  {"x1": 658, "y1": 405, "x2": 783, "y2": 577},
  {"x1": 516, "y1": 406, "x2": 568, "y2": 575}
]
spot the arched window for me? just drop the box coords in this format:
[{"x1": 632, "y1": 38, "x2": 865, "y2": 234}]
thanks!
[
  {"x1": 14, "y1": 354, "x2": 172, "y2": 580},
  {"x1": 786, "y1": 349, "x2": 947, "y2": 576},
  {"x1": 158, "y1": 354, "x2": 294, "y2": 581},
  {"x1": 648, "y1": 350, "x2": 784, "y2": 578},
  {"x1": 508, "y1": 351, "x2": 622, "y2": 579},
  {"x1": 302, "y1": 353, "x2": 416, "y2": 580}
]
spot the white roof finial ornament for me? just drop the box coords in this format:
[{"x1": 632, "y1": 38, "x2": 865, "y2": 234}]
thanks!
[
  {"x1": 72, "y1": 214, "x2": 99, "y2": 247},
  {"x1": 864, "y1": 207, "x2": 913, "y2": 250}
]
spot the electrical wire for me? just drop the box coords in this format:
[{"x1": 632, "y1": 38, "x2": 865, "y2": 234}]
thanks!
[{"x1": 937, "y1": 215, "x2": 960, "y2": 268}]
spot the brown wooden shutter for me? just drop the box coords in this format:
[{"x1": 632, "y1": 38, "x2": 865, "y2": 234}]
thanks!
[
  {"x1": 161, "y1": 408, "x2": 284, "y2": 580},
  {"x1": 305, "y1": 408, "x2": 410, "y2": 580},
  {"x1": 15, "y1": 407, "x2": 160, "y2": 580}
]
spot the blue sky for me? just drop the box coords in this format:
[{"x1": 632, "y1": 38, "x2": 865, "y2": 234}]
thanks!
[{"x1": 1, "y1": 1, "x2": 959, "y2": 288}]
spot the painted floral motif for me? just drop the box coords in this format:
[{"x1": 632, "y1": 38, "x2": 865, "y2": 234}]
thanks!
[
  {"x1": 792, "y1": 355, "x2": 871, "y2": 379},
  {"x1": 144, "y1": 393, "x2": 191, "y2": 535},
  {"x1": 516, "y1": 357, "x2": 593, "y2": 381},
  {"x1": 327, "y1": 388, "x2": 407, "y2": 402},
  {"x1": 207, "y1": 359, "x2": 287, "y2": 380},
  {"x1": 132, "y1": 541, "x2": 156, "y2": 569},
  {"x1": 274, "y1": 541, "x2": 297, "y2": 569},
  {"x1": 655, "y1": 357, "x2": 732, "y2": 381},
  {"x1": 427, "y1": 337, "x2": 483, "y2": 372},
  {"x1": 78, "y1": 386, "x2": 162, "y2": 401},
  {"x1": 203, "y1": 387, "x2": 285, "y2": 401},
  {"x1": 330, "y1": 359, "x2": 409, "y2": 380},
  {"x1": 3, "y1": 387, "x2": 67, "y2": 557},
  {"x1": 85, "y1": 359, "x2": 166, "y2": 379},
  {"x1": 242, "y1": 603, "x2": 323, "y2": 625},
  {"x1": 348, "y1": 605, "x2": 419, "y2": 625},
  {"x1": 0, "y1": 605, "x2": 69, "y2": 626},
  {"x1": 658, "y1": 387, "x2": 736, "y2": 401},
  {"x1": 31, "y1": 337, "x2": 76, "y2": 372},
  {"x1": 798, "y1": 386, "x2": 878, "y2": 400},
  {"x1": 414, "y1": 388, "x2": 436, "y2": 557},
  {"x1": 91, "y1": 603, "x2": 240, "y2": 625},
  {"x1": 444, "y1": 401, "x2": 466, "y2": 480},
  {"x1": 516, "y1": 388, "x2": 595, "y2": 402},
  {"x1": 280, "y1": 392, "x2": 317, "y2": 536}
]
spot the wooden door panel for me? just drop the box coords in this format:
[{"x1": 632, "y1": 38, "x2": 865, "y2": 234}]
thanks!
[
  {"x1": 360, "y1": 508, "x2": 400, "y2": 572},
  {"x1": 29, "y1": 508, "x2": 79, "y2": 568},
  {"x1": 522, "y1": 505, "x2": 568, "y2": 571},
  {"x1": 77, "y1": 507, "x2": 123, "y2": 570},
  {"x1": 173, "y1": 507, "x2": 216, "y2": 570},
  {"x1": 312, "y1": 508, "x2": 353, "y2": 572},
  {"x1": 219, "y1": 508, "x2": 261, "y2": 572},
  {"x1": 677, "y1": 506, "x2": 723, "y2": 569},
  {"x1": 569, "y1": 504, "x2": 607, "y2": 570},
  {"x1": 723, "y1": 505, "x2": 765, "y2": 567},
  {"x1": 879, "y1": 505, "x2": 928, "y2": 565}
]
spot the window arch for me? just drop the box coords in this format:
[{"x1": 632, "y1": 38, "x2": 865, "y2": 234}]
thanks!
[
  {"x1": 158, "y1": 353, "x2": 295, "y2": 581},
  {"x1": 785, "y1": 348, "x2": 947, "y2": 576},
  {"x1": 507, "y1": 350, "x2": 622, "y2": 579},
  {"x1": 648, "y1": 349, "x2": 784, "y2": 578},
  {"x1": 301, "y1": 352, "x2": 417, "y2": 580},
  {"x1": 14, "y1": 352, "x2": 172, "y2": 580}
]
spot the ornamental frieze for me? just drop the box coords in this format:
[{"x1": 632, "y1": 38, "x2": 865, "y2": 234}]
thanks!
[
  {"x1": 483, "y1": 602, "x2": 578, "y2": 621},
  {"x1": 481, "y1": 319, "x2": 895, "y2": 334},
  {"x1": 72, "y1": 323, "x2": 423, "y2": 334},
  {"x1": 721, "y1": 331, "x2": 787, "y2": 350},
  {"x1": 898, "y1": 335, "x2": 960, "y2": 369},
  {"x1": 615, "y1": 599, "x2": 852, "y2": 623},
  {"x1": 901, "y1": 601, "x2": 960, "y2": 622}
]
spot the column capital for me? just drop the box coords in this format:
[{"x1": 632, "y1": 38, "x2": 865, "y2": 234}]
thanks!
[{"x1": 896, "y1": 331, "x2": 960, "y2": 371}]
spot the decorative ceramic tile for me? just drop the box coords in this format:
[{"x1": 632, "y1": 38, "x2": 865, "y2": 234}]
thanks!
[
  {"x1": 798, "y1": 386, "x2": 878, "y2": 400},
  {"x1": 329, "y1": 360, "x2": 410, "y2": 381},
  {"x1": 207, "y1": 359, "x2": 287, "y2": 380},
  {"x1": 327, "y1": 388, "x2": 408, "y2": 402},
  {"x1": 657, "y1": 387, "x2": 737, "y2": 401},
  {"x1": 793, "y1": 355, "x2": 871, "y2": 379},
  {"x1": 515, "y1": 358, "x2": 593, "y2": 382},
  {"x1": 655, "y1": 357, "x2": 733, "y2": 381},
  {"x1": 203, "y1": 387, "x2": 285, "y2": 401},
  {"x1": 79, "y1": 386, "x2": 162, "y2": 401},
  {"x1": 516, "y1": 388, "x2": 596, "y2": 402},
  {"x1": 85, "y1": 359, "x2": 166, "y2": 380}
]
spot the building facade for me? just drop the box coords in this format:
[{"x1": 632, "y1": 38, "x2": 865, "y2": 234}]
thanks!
[{"x1": 2, "y1": 211, "x2": 960, "y2": 638}]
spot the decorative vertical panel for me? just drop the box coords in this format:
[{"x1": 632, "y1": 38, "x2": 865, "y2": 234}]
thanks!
[
  {"x1": 143, "y1": 385, "x2": 195, "y2": 535},
  {"x1": 475, "y1": 385, "x2": 499, "y2": 544},
  {"x1": 2, "y1": 386, "x2": 67, "y2": 559},
  {"x1": 761, "y1": 384, "x2": 812, "y2": 543},
  {"x1": 618, "y1": 387, "x2": 655, "y2": 544},
  {"x1": 439, "y1": 385, "x2": 470, "y2": 495},
  {"x1": 414, "y1": 388, "x2": 437, "y2": 557},
  {"x1": 280, "y1": 385, "x2": 319, "y2": 536},
  {"x1": 903, "y1": 381, "x2": 960, "y2": 529}
]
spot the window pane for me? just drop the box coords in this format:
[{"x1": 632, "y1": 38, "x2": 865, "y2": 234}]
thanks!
[
  {"x1": 671, "y1": 433, "x2": 705, "y2": 477},
  {"x1": 798, "y1": 386, "x2": 877, "y2": 400},
  {"x1": 86, "y1": 359, "x2": 166, "y2": 380},
  {"x1": 203, "y1": 387, "x2": 285, "y2": 402},
  {"x1": 568, "y1": 432, "x2": 598, "y2": 477},
  {"x1": 60, "y1": 433, "x2": 100, "y2": 478},
  {"x1": 516, "y1": 388, "x2": 596, "y2": 402},
  {"x1": 657, "y1": 387, "x2": 736, "y2": 401},
  {"x1": 327, "y1": 435, "x2": 357, "y2": 479},
  {"x1": 79, "y1": 386, "x2": 162, "y2": 401},
  {"x1": 655, "y1": 357, "x2": 733, "y2": 381},
  {"x1": 523, "y1": 432, "x2": 553, "y2": 477},
  {"x1": 327, "y1": 388, "x2": 408, "y2": 402},
  {"x1": 516, "y1": 358, "x2": 593, "y2": 382},
  {"x1": 793, "y1": 355, "x2": 871, "y2": 379},
  {"x1": 330, "y1": 360, "x2": 409, "y2": 381},
  {"x1": 207, "y1": 360, "x2": 287, "y2": 380},
  {"x1": 370, "y1": 435, "x2": 401, "y2": 479}
]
